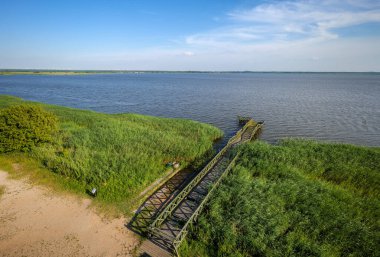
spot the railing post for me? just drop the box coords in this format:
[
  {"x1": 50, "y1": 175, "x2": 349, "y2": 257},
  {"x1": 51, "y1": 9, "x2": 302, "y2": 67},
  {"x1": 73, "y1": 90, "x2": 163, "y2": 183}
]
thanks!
[{"x1": 148, "y1": 119, "x2": 261, "y2": 239}]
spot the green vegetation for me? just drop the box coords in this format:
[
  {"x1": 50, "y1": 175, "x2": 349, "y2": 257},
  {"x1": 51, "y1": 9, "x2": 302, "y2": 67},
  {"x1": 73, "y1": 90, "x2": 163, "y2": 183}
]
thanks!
[
  {"x1": 0, "y1": 95, "x2": 222, "y2": 212},
  {"x1": 0, "y1": 70, "x2": 120, "y2": 75},
  {"x1": 0, "y1": 153, "x2": 85, "y2": 194},
  {"x1": 0, "y1": 185, "x2": 4, "y2": 199},
  {"x1": 0, "y1": 104, "x2": 58, "y2": 152},
  {"x1": 181, "y1": 139, "x2": 380, "y2": 257},
  {"x1": 0, "y1": 70, "x2": 208, "y2": 76},
  {"x1": 2, "y1": 69, "x2": 193, "y2": 76},
  {"x1": 1, "y1": 71, "x2": 89, "y2": 75}
]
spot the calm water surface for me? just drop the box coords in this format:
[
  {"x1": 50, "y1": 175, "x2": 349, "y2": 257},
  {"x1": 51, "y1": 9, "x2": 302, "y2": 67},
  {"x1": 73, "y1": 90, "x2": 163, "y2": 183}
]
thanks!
[{"x1": 0, "y1": 73, "x2": 379, "y2": 146}]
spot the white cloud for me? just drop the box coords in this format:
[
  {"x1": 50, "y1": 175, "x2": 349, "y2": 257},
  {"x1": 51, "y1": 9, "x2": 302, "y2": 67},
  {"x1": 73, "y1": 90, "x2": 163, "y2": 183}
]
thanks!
[
  {"x1": 2, "y1": 0, "x2": 379, "y2": 71},
  {"x1": 183, "y1": 0, "x2": 380, "y2": 49},
  {"x1": 172, "y1": 0, "x2": 380, "y2": 71},
  {"x1": 3, "y1": 36, "x2": 378, "y2": 71},
  {"x1": 183, "y1": 51, "x2": 195, "y2": 57}
]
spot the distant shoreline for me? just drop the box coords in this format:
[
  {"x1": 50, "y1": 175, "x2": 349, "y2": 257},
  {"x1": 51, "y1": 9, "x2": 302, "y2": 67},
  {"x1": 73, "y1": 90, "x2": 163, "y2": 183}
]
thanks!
[{"x1": 1, "y1": 70, "x2": 380, "y2": 76}]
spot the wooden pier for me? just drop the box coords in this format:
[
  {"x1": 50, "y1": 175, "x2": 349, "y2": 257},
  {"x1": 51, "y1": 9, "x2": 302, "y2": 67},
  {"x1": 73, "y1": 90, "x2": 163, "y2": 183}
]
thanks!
[{"x1": 132, "y1": 119, "x2": 263, "y2": 257}]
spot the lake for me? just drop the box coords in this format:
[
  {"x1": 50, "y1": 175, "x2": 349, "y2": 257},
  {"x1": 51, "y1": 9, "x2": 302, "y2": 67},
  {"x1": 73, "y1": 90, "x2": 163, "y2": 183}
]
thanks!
[{"x1": 0, "y1": 72, "x2": 379, "y2": 146}]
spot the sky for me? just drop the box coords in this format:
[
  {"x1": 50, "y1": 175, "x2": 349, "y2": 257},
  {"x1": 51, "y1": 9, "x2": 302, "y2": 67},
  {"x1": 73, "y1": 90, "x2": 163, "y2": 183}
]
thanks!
[{"x1": 0, "y1": 0, "x2": 380, "y2": 71}]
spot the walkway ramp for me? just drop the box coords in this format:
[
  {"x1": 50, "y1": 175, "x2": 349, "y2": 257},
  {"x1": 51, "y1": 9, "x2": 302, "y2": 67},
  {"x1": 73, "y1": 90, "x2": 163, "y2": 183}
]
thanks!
[{"x1": 136, "y1": 119, "x2": 263, "y2": 256}]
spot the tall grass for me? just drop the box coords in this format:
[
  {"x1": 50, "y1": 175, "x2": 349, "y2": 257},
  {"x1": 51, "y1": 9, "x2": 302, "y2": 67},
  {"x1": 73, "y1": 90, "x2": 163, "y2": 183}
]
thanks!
[
  {"x1": 0, "y1": 71, "x2": 111, "y2": 75},
  {"x1": 181, "y1": 139, "x2": 380, "y2": 257},
  {"x1": 0, "y1": 185, "x2": 4, "y2": 199},
  {"x1": 0, "y1": 95, "x2": 222, "y2": 211}
]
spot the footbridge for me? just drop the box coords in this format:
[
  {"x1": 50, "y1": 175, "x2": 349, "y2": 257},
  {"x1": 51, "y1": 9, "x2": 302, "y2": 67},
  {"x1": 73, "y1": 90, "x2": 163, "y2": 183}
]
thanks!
[{"x1": 132, "y1": 119, "x2": 263, "y2": 257}]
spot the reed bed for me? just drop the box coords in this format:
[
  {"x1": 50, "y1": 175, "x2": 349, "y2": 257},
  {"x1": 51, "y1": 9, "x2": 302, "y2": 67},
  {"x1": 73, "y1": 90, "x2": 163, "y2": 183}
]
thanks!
[
  {"x1": 181, "y1": 139, "x2": 380, "y2": 257},
  {"x1": 0, "y1": 95, "x2": 222, "y2": 211}
]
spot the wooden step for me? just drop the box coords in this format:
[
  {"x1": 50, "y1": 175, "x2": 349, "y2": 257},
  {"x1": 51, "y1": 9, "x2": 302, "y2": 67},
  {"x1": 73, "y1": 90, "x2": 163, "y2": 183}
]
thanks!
[{"x1": 138, "y1": 239, "x2": 174, "y2": 257}]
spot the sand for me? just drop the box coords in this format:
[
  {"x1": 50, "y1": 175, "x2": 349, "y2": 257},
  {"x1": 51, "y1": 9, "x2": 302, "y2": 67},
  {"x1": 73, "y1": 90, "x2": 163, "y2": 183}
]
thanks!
[{"x1": 0, "y1": 170, "x2": 139, "y2": 257}]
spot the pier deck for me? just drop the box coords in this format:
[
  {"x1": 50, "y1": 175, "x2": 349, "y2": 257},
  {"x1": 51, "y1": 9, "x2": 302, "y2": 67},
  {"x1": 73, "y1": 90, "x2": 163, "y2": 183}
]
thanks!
[{"x1": 133, "y1": 119, "x2": 263, "y2": 256}]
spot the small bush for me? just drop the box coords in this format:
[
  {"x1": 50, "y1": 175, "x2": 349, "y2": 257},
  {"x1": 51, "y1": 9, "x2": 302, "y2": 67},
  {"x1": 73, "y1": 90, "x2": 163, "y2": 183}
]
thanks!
[
  {"x1": 0, "y1": 95, "x2": 223, "y2": 208},
  {"x1": 0, "y1": 104, "x2": 58, "y2": 152}
]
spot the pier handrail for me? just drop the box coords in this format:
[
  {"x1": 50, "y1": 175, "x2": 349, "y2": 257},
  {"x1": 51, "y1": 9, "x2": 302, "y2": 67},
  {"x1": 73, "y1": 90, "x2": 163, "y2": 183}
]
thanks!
[
  {"x1": 171, "y1": 122, "x2": 263, "y2": 253},
  {"x1": 148, "y1": 119, "x2": 257, "y2": 232},
  {"x1": 172, "y1": 152, "x2": 240, "y2": 254}
]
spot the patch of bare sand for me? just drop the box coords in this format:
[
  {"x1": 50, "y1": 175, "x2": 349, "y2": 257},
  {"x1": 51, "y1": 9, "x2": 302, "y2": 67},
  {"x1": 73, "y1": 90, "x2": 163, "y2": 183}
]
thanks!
[{"x1": 0, "y1": 170, "x2": 139, "y2": 257}]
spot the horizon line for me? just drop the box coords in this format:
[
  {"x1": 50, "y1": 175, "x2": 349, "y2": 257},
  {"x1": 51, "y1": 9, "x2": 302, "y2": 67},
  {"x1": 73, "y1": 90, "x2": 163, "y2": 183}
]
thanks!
[{"x1": 1, "y1": 69, "x2": 380, "y2": 74}]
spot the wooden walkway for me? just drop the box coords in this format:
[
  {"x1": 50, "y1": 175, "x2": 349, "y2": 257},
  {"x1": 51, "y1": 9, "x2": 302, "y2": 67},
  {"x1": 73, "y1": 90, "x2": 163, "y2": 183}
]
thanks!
[
  {"x1": 132, "y1": 119, "x2": 263, "y2": 257},
  {"x1": 128, "y1": 168, "x2": 196, "y2": 236}
]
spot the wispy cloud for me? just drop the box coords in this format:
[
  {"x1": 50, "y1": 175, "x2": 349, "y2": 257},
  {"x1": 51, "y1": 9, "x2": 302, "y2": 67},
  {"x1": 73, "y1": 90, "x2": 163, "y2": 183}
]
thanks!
[
  {"x1": 186, "y1": 0, "x2": 380, "y2": 47},
  {"x1": 4, "y1": 0, "x2": 378, "y2": 71},
  {"x1": 183, "y1": 51, "x2": 195, "y2": 57}
]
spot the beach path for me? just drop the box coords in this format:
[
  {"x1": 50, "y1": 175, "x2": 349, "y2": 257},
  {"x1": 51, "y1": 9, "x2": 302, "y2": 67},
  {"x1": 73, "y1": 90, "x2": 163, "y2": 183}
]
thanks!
[{"x1": 0, "y1": 170, "x2": 139, "y2": 257}]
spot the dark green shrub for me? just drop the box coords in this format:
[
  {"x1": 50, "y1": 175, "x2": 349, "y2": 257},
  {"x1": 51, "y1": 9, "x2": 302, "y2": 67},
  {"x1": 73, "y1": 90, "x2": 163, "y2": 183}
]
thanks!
[{"x1": 0, "y1": 104, "x2": 58, "y2": 152}]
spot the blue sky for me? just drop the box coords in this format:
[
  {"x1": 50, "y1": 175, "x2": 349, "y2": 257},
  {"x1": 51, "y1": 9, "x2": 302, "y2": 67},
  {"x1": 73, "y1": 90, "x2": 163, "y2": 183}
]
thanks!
[{"x1": 1, "y1": 0, "x2": 380, "y2": 71}]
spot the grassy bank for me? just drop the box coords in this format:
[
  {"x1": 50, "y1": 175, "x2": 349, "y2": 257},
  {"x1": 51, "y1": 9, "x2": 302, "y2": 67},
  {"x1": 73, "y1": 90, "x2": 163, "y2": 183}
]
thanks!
[
  {"x1": 181, "y1": 139, "x2": 380, "y2": 257},
  {"x1": 0, "y1": 70, "x2": 206, "y2": 75},
  {"x1": 0, "y1": 95, "x2": 222, "y2": 213},
  {"x1": 0, "y1": 185, "x2": 4, "y2": 199},
  {"x1": 0, "y1": 70, "x2": 123, "y2": 75},
  {"x1": 0, "y1": 71, "x2": 95, "y2": 76}
]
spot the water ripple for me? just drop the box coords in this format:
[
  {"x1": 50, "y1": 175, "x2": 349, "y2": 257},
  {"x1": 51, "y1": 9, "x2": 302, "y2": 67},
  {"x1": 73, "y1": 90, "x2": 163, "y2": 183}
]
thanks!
[{"x1": 0, "y1": 73, "x2": 379, "y2": 146}]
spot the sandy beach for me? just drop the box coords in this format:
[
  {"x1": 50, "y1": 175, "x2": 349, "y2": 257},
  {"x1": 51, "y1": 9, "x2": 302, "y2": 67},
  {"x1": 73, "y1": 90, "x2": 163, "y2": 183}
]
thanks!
[{"x1": 0, "y1": 170, "x2": 139, "y2": 257}]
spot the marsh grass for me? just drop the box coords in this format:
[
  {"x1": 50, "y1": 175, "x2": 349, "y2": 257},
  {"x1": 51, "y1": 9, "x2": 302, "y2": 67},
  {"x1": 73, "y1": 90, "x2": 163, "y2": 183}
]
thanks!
[
  {"x1": 0, "y1": 71, "x2": 113, "y2": 76},
  {"x1": 0, "y1": 95, "x2": 222, "y2": 213},
  {"x1": 0, "y1": 153, "x2": 85, "y2": 194},
  {"x1": 0, "y1": 186, "x2": 4, "y2": 199},
  {"x1": 181, "y1": 139, "x2": 380, "y2": 257}
]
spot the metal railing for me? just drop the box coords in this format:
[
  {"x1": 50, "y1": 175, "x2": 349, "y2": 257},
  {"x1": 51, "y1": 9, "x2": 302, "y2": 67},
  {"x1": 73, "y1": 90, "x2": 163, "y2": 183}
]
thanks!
[
  {"x1": 246, "y1": 122, "x2": 262, "y2": 142},
  {"x1": 172, "y1": 153, "x2": 240, "y2": 254},
  {"x1": 148, "y1": 119, "x2": 257, "y2": 233}
]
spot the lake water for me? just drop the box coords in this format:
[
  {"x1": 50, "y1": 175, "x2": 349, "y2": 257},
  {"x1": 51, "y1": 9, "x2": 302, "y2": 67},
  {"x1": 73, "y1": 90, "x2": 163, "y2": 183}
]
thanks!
[{"x1": 0, "y1": 73, "x2": 379, "y2": 146}]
